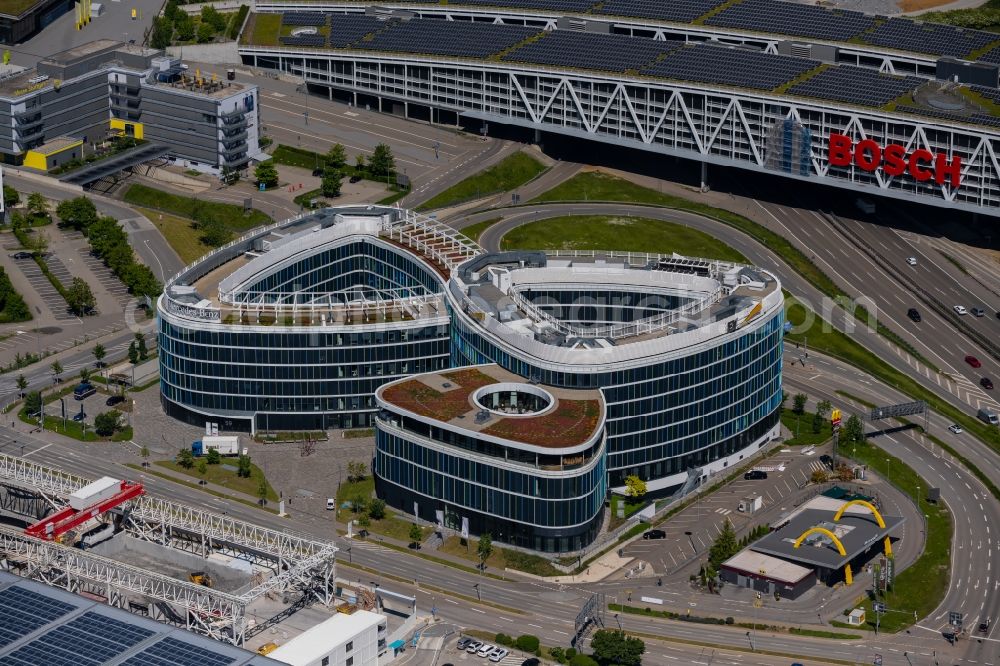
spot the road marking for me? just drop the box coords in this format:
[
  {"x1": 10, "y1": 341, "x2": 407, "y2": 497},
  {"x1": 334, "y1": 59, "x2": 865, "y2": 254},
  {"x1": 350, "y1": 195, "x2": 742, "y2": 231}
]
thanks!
[
  {"x1": 20, "y1": 443, "x2": 52, "y2": 458},
  {"x1": 472, "y1": 608, "x2": 485, "y2": 614}
]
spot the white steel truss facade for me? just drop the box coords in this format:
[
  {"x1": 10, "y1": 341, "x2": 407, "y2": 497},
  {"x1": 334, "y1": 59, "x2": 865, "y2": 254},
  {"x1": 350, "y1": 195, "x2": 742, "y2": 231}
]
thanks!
[{"x1": 242, "y1": 47, "x2": 1000, "y2": 215}]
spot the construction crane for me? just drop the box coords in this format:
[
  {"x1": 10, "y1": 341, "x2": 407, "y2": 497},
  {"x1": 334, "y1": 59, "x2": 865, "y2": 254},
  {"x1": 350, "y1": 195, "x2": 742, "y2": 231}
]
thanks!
[{"x1": 25, "y1": 476, "x2": 144, "y2": 541}]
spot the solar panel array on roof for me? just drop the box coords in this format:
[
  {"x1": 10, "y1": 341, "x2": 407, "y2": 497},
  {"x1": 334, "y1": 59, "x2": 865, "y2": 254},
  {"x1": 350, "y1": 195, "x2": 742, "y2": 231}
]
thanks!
[
  {"x1": 439, "y1": 0, "x2": 596, "y2": 9},
  {"x1": 329, "y1": 14, "x2": 389, "y2": 48},
  {"x1": 0, "y1": 612, "x2": 155, "y2": 666},
  {"x1": 977, "y1": 45, "x2": 1000, "y2": 64},
  {"x1": 280, "y1": 34, "x2": 327, "y2": 47},
  {"x1": 705, "y1": 0, "x2": 875, "y2": 42},
  {"x1": 282, "y1": 12, "x2": 328, "y2": 26},
  {"x1": 594, "y1": 0, "x2": 727, "y2": 24},
  {"x1": 788, "y1": 66, "x2": 922, "y2": 107},
  {"x1": 502, "y1": 30, "x2": 682, "y2": 73},
  {"x1": 118, "y1": 636, "x2": 238, "y2": 666},
  {"x1": 971, "y1": 84, "x2": 1000, "y2": 104},
  {"x1": 860, "y1": 18, "x2": 997, "y2": 58},
  {"x1": 642, "y1": 43, "x2": 819, "y2": 90},
  {"x1": 0, "y1": 587, "x2": 75, "y2": 649},
  {"x1": 895, "y1": 104, "x2": 1000, "y2": 128},
  {"x1": 353, "y1": 20, "x2": 540, "y2": 59}
]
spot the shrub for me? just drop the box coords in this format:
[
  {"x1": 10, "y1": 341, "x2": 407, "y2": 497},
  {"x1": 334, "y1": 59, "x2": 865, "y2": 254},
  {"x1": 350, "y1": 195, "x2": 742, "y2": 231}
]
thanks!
[
  {"x1": 569, "y1": 655, "x2": 599, "y2": 666},
  {"x1": 494, "y1": 633, "x2": 513, "y2": 646},
  {"x1": 725, "y1": 616, "x2": 734, "y2": 625},
  {"x1": 514, "y1": 635, "x2": 539, "y2": 652}
]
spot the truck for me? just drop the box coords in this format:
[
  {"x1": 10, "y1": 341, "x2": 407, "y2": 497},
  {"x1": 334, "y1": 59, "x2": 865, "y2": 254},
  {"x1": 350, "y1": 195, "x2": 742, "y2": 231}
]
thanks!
[
  {"x1": 979, "y1": 408, "x2": 999, "y2": 426},
  {"x1": 192, "y1": 435, "x2": 240, "y2": 457},
  {"x1": 68, "y1": 477, "x2": 122, "y2": 511},
  {"x1": 78, "y1": 522, "x2": 115, "y2": 549}
]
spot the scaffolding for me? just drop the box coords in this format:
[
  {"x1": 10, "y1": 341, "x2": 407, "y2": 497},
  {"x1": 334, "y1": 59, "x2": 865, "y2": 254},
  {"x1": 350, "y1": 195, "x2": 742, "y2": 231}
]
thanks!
[{"x1": 0, "y1": 454, "x2": 337, "y2": 646}]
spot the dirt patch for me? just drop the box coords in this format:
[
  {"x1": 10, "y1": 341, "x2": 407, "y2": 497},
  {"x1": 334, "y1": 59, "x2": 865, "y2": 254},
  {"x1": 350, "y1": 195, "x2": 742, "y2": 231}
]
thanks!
[{"x1": 898, "y1": 0, "x2": 960, "y2": 12}]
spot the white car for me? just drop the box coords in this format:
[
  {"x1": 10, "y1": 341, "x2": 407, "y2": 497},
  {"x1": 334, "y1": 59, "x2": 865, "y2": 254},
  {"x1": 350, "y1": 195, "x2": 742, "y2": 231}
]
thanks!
[
  {"x1": 949, "y1": 424, "x2": 963, "y2": 434},
  {"x1": 906, "y1": 257, "x2": 917, "y2": 266},
  {"x1": 489, "y1": 648, "x2": 509, "y2": 663},
  {"x1": 954, "y1": 305, "x2": 968, "y2": 315},
  {"x1": 465, "y1": 642, "x2": 483, "y2": 654},
  {"x1": 476, "y1": 644, "x2": 496, "y2": 658}
]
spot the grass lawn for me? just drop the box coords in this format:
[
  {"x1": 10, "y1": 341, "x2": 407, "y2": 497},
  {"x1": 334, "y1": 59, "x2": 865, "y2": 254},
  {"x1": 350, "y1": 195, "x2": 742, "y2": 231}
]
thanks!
[
  {"x1": 137, "y1": 207, "x2": 211, "y2": 264},
  {"x1": 271, "y1": 145, "x2": 325, "y2": 170},
  {"x1": 416, "y1": 152, "x2": 545, "y2": 211},
  {"x1": 438, "y1": 535, "x2": 563, "y2": 576},
  {"x1": 335, "y1": 477, "x2": 433, "y2": 542},
  {"x1": 156, "y1": 459, "x2": 278, "y2": 502},
  {"x1": 500, "y1": 214, "x2": 746, "y2": 262},
  {"x1": 459, "y1": 217, "x2": 502, "y2": 243},
  {"x1": 838, "y1": 438, "x2": 951, "y2": 632},
  {"x1": 18, "y1": 409, "x2": 132, "y2": 442},
  {"x1": 240, "y1": 12, "x2": 281, "y2": 46},
  {"x1": 780, "y1": 410, "x2": 833, "y2": 447},
  {"x1": 125, "y1": 184, "x2": 271, "y2": 232},
  {"x1": 608, "y1": 494, "x2": 646, "y2": 530}
]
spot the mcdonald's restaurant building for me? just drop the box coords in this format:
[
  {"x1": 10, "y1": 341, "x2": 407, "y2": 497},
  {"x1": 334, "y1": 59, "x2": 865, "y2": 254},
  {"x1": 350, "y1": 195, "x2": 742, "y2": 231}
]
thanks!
[{"x1": 733, "y1": 506, "x2": 904, "y2": 592}]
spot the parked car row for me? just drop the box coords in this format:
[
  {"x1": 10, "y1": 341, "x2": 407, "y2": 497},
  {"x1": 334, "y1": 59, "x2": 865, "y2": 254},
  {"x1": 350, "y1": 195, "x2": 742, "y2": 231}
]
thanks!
[{"x1": 457, "y1": 638, "x2": 509, "y2": 663}]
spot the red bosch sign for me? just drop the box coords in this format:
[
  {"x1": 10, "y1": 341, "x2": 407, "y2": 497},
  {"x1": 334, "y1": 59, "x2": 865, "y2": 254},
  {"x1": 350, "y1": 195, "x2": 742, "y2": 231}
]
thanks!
[{"x1": 828, "y1": 133, "x2": 962, "y2": 188}]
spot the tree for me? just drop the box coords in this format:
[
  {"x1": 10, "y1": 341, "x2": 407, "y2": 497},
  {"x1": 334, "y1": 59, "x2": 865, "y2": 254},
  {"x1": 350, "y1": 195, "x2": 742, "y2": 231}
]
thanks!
[
  {"x1": 197, "y1": 458, "x2": 208, "y2": 474},
  {"x1": 368, "y1": 143, "x2": 395, "y2": 179},
  {"x1": 708, "y1": 518, "x2": 738, "y2": 569},
  {"x1": 368, "y1": 497, "x2": 386, "y2": 520},
  {"x1": 326, "y1": 143, "x2": 348, "y2": 170},
  {"x1": 257, "y1": 476, "x2": 268, "y2": 505},
  {"x1": 354, "y1": 154, "x2": 366, "y2": 173},
  {"x1": 408, "y1": 522, "x2": 423, "y2": 548},
  {"x1": 357, "y1": 513, "x2": 371, "y2": 536},
  {"x1": 26, "y1": 192, "x2": 47, "y2": 219},
  {"x1": 201, "y1": 4, "x2": 227, "y2": 32},
  {"x1": 177, "y1": 447, "x2": 195, "y2": 469},
  {"x1": 810, "y1": 468, "x2": 829, "y2": 484},
  {"x1": 24, "y1": 391, "x2": 41, "y2": 415},
  {"x1": 93, "y1": 411, "x2": 120, "y2": 436},
  {"x1": 66, "y1": 277, "x2": 96, "y2": 315},
  {"x1": 624, "y1": 475, "x2": 646, "y2": 500},
  {"x1": 206, "y1": 448, "x2": 221, "y2": 465},
  {"x1": 843, "y1": 414, "x2": 865, "y2": 445},
  {"x1": 514, "y1": 635, "x2": 540, "y2": 653},
  {"x1": 128, "y1": 341, "x2": 139, "y2": 364},
  {"x1": 351, "y1": 494, "x2": 368, "y2": 514},
  {"x1": 50, "y1": 360, "x2": 63, "y2": 381},
  {"x1": 174, "y1": 10, "x2": 195, "y2": 42},
  {"x1": 477, "y1": 532, "x2": 493, "y2": 568},
  {"x1": 150, "y1": 15, "x2": 173, "y2": 49},
  {"x1": 92, "y1": 343, "x2": 106, "y2": 367},
  {"x1": 237, "y1": 453, "x2": 252, "y2": 478},
  {"x1": 321, "y1": 169, "x2": 342, "y2": 198},
  {"x1": 26, "y1": 230, "x2": 49, "y2": 256},
  {"x1": 15, "y1": 374, "x2": 27, "y2": 397},
  {"x1": 79, "y1": 367, "x2": 92, "y2": 384},
  {"x1": 3, "y1": 185, "x2": 19, "y2": 210},
  {"x1": 55, "y1": 197, "x2": 97, "y2": 231},
  {"x1": 196, "y1": 21, "x2": 214, "y2": 43},
  {"x1": 255, "y1": 161, "x2": 279, "y2": 189},
  {"x1": 136, "y1": 332, "x2": 149, "y2": 361},
  {"x1": 140, "y1": 445, "x2": 150, "y2": 467},
  {"x1": 590, "y1": 630, "x2": 645, "y2": 666},
  {"x1": 198, "y1": 217, "x2": 232, "y2": 246},
  {"x1": 813, "y1": 399, "x2": 832, "y2": 435},
  {"x1": 792, "y1": 393, "x2": 807, "y2": 416}
]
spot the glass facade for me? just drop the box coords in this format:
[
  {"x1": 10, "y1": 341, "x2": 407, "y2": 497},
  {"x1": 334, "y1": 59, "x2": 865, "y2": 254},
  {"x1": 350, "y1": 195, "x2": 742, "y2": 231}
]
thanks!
[
  {"x1": 158, "y1": 239, "x2": 451, "y2": 431},
  {"x1": 375, "y1": 419, "x2": 607, "y2": 553},
  {"x1": 450, "y1": 308, "x2": 784, "y2": 487}
]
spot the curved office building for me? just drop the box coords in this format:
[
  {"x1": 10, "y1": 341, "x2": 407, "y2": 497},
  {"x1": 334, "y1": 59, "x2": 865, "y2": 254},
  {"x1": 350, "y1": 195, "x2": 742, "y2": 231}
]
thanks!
[
  {"x1": 157, "y1": 207, "x2": 479, "y2": 431},
  {"x1": 159, "y1": 205, "x2": 783, "y2": 548},
  {"x1": 375, "y1": 364, "x2": 607, "y2": 552}
]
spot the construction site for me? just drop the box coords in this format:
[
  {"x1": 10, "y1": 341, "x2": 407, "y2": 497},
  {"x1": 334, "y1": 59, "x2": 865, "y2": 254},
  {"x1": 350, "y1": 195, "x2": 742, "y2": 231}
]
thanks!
[{"x1": 0, "y1": 452, "x2": 399, "y2": 657}]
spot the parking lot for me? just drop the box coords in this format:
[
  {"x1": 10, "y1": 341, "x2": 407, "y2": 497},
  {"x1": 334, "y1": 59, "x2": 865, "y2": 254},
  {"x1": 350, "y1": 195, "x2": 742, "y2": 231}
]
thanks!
[
  {"x1": 64, "y1": 230, "x2": 132, "y2": 308},
  {"x1": 40, "y1": 384, "x2": 128, "y2": 431},
  {"x1": 625, "y1": 446, "x2": 832, "y2": 577},
  {"x1": 12, "y1": 256, "x2": 76, "y2": 322},
  {"x1": 444, "y1": 636, "x2": 525, "y2": 666}
]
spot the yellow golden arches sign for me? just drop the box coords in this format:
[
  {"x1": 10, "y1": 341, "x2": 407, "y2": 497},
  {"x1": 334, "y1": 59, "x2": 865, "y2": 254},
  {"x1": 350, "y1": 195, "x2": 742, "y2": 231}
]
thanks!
[
  {"x1": 833, "y1": 499, "x2": 886, "y2": 529},
  {"x1": 792, "y1": 526, "x2": 847, "y2": 556}
]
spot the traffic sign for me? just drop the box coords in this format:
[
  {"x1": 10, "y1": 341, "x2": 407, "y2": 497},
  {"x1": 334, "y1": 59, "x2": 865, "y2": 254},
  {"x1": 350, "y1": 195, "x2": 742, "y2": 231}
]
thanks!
[{"x1": 873, "y1": 602, "x2": 886, "y2": 613}]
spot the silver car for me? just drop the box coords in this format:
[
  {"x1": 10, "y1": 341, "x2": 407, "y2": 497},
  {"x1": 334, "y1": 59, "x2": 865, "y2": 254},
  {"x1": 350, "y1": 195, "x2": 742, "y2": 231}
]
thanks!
[{"x1": 489, "y1": 648, "x2": 509, "y2": 663}]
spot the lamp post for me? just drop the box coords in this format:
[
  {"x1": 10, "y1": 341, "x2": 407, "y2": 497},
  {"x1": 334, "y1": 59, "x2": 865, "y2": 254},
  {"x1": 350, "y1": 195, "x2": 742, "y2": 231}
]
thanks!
[{"x1": 885, "y1": 458, "x2": 890, "y2": 482}]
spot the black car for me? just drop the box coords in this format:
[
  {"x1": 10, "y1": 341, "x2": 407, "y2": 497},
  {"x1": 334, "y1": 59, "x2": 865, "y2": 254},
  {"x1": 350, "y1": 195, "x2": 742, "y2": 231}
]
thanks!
[
  {"x1": 820, "y1": 454, "x2": 833, "y2": 468},
  {"x1": 983, "y1": 377, "x2": 995, "y2": 390},
  {"x1": 349, "y1": 175, "x2": 362, "y2": 183},
  {"x1": 312, "y1": 168, "x2": 324, "y2": 177},
  {"x1": 522, "y1": 659, "x2": 541, "y2": 666},
  {"x1": 907, "y1": 308, "x2": 921, "y2": 322},
  {"x1": 72, "y1": 412, "x2": 86, "y2": 422},
  {"x1": 9, "y1": 251, "x2": 32, "y2": 259},
  {"x1": 106, "y1": 395, "x2": 125, "y2": 406},
  {"x1": 744, "y1": 470, "x2": 767, "y2": 480},
  {"x1": 643, "y1": 529, "x2": 666, "y2": 540}
]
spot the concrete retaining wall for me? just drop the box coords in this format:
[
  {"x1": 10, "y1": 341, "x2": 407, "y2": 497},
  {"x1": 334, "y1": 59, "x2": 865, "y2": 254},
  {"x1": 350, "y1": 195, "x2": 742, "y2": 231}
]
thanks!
[{"x1": 166, "y1": 42, "x2": 241, "y2": 65}]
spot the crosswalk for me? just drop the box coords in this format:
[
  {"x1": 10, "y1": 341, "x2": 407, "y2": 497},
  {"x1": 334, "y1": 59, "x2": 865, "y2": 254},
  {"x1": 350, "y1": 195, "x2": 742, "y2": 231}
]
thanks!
[
  {"x1": 807, "y1": 460, "x2": 828, "y2": 474},
  {"x1": 713, "y1": 507, "x2": 732, "y2": 516}
]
